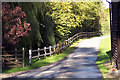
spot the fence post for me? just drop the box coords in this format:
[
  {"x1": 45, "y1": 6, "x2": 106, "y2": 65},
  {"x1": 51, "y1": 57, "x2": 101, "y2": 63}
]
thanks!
[
  {"x1": 22, "y1": 47, "x2": 25, "y2": 67},
  {"x1": 29, "y1": 49, "x2": 32, "y2": 65},
  {"x1": 71, "y1": 37, "x2": 73, "y2": 43},
  {"x1": 89, "y1": 32, "x2": 91, "y2": 37},
  {"x1": 44, "y1": 47, "x2": 47, "y2": 57},
  {"x1": 53, "y1": 45, "x2": 56, "y2": 54},
  {"x1": 2, "y1": 58, "x2": 4, "y2": 68},
  {"x1": 87, "y1": 32, "x2": 89, "y2": 37},
  {"x1": 57, "y1": 44, "x2": 60, "y2": 54},
  {"x1": 62, "y1": 43, "x2": 64, "y2": 52},
  {"x1": 84, "y1": 32, "x2": 86, "y2": 38},
  {"x1": 87, "y1": 32, "x2": 88, "y2": 38},
  {"x1": 65, "y1": 40, "x2": 67, "y2": 48},
  {"x1": 15, "y1": 48, "x2": 18, "y2": 64},
  {"x1": 67, "y1": 38, "x2": 69, "y2": 47},
  {"x1": 77, "y1": 34, "x2": 79, "y2": 40},
  {"x1": 82, "y1": 32, "x2": 83, "y2": 38},
  {"x1": 59, "y1": 43, "x2": 61, "y2": 53},
  {"x1": 61, "y1": 43, "x2": 63, "y2": 52},
  {"x1": 62, "y1": 42, "x2": 64, "y2": 51},
  {"x1": 93, "y1": 32, "x2": 95, "y2": 36},
  {"x1": 38, "y1": 48, "x2": 40, "y2": 60},
  {"x1": 49, "y1": 46, "x2": 52, "y2": 56},
  {"x1": 70, "y1": 38, "x2": 72, "y2": 44},
  {"x1": 68, "y1": 39, "x2": 70, "y2": 46}
]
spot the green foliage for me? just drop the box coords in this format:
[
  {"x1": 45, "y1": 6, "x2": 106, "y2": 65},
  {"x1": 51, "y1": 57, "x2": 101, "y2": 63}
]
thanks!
[
  {"x1": 8, "y1": 2, "x2": 108, "y2": 49},
  {"x1": 18, "y1": 3, "x2": 42, "y2": 49},
  {"x1": 49, "y1": 2, "x2": 106, "y2": 42},
  {"x1": 49, "y1": 2, "x2": 77, "y2": 41},
  {"x1": 41, "y1": 15, "x2": 55, "y2": 46},
  {"x1": 2, "y1": 2, "x2": 110, "y2": 73},
  {"x1": 100, "y1": 8, "x2": 110, "y2": 32},
  {"x1": 17, "y1": 2, "x2": 56, "y2": 49}
]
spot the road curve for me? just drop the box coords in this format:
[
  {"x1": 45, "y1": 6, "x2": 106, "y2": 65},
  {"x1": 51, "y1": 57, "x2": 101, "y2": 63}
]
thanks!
[{"x1": 12, "y1": 35, "x2": 110, "y2": 78}]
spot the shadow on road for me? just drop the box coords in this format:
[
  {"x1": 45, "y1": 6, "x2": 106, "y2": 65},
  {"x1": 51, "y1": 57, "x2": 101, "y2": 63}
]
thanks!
[{"x1": 3, "y1": 47, "x2": 103, "y2": 79}]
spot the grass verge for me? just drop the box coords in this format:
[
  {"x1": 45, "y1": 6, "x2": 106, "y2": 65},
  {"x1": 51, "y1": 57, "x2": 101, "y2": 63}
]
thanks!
[
  {"x1": 97, "y1": 37, "x2": 111, "y2": 78},
  {"x1": 3, "y1": 38, "x2": 84, "y2": 73}
]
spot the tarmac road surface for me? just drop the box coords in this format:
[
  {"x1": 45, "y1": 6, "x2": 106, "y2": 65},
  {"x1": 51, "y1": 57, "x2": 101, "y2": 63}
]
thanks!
[{"x1": 11, "y1": 35, "x2": 110, "y2": 78}]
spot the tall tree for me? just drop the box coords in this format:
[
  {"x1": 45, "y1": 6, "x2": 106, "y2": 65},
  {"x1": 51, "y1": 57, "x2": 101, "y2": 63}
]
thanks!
[{"x1": 19, "y1": 2, "x2": 55, "y2": 49}]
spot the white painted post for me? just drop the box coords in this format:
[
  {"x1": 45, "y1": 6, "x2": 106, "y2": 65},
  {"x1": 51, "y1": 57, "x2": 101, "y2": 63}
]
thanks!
[
  {"x1": 65, "y1": 40, "x2": 67, "y2": 48},
  {"x1": 49, "y1": 46, "x2": 52, "y2": 56},
  {"x1": 22, "y1": 47, "x2": 25, "y2": 68},
  {"x1": 65, "y1": 40, "x2": 67, "y2": 47},
  {"x1": 70, "y1": 37, "x2": 72, "y2": 44},
  {"x1": 62, "y1": 43, "x2": 64, "y2": 52},
  {"x1": 37, "y1": 48, "x2": 40, "y2": 60},
  {"x1": 15, "y1": 48, "x2": 18, "y2": 63},
  {"x1": 44, "y1": 47, "x2": 47, "y2": 57},
  {"x1": 53, "y1": 45, "x2": 56, "y2": 54},
  {"x1": 29, "y1": 49, "x2": 32, "y2": 65},
  {"x1": 68, "y1": 39, "x2": 70, "y2": 46}
]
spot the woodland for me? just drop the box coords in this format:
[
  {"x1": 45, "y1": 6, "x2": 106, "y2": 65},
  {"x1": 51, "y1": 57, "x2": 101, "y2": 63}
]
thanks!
[{"x1": 2, "y1": 2, "x2": 109, "y2": 50}]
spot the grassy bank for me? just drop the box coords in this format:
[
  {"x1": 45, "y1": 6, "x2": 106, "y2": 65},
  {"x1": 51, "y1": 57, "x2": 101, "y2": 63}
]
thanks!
[
  {"x1": 3, "y1": 38, "x2": 84, "y2": 73},
  {"x1": 97, "y1": 37, "x2": 111, "y2": 78}
]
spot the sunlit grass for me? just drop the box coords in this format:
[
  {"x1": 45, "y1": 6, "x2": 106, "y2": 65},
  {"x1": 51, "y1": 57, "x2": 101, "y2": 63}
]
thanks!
[
  {"x1": 102, "y1": 31, "x2": 110, "y2": 36},
  {"x1": 3, "y1": 38, "x2": 83, "y2": 73},
  {"x1": 97, "y1": 37, "x2": 111, "y2": 78}
]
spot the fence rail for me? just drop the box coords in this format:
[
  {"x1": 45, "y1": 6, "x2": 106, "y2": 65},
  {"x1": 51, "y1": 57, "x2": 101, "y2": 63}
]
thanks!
[
  {"x1": 1, "y1": 48, "x2": 25, "y2": 68},
  {"x1": 29, "y1": 32, "x2": 102, "y2": 65},
  {"x1": 1, "y1": 31, "x2": 104, "y2": 68}
]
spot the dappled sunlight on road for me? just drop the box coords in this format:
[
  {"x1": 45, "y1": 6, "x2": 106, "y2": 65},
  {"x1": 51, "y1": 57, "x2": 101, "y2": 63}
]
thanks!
[{"x1": 11, "y1": 36, "x2": 110, "y2": 78}]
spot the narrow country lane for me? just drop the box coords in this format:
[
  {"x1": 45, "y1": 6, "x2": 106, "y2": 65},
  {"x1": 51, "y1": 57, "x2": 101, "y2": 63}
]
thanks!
[{"x1": 12, "y1": 36, "x2": 110, "y2": 78}]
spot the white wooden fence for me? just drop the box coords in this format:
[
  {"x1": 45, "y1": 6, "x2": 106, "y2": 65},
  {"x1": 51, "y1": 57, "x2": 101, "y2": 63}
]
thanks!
[{"x1": 29, "y1": 32, "x2": 102, "y2": 65}]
